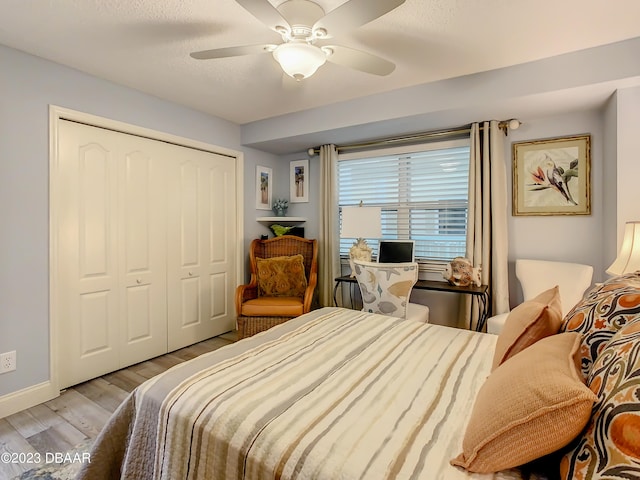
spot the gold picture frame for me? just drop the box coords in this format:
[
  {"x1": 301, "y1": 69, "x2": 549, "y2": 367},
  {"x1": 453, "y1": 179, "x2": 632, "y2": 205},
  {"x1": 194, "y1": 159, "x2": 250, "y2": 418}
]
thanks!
[{"x1": 512, "y1": 134, "x2": 591, "y2": 216}]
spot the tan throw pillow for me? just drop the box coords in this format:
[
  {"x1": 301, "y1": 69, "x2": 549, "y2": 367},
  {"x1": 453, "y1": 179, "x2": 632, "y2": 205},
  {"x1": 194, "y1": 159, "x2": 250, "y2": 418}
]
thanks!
[
  {"x1": 491, "y1": 286, "x2": 562, "y2": 370},
  {"x1": 450, "y1": 332, "x2": 597, "y2": 474},
  {"x1": 256, "y1": 255, "x2": 307, "y2": 297}
]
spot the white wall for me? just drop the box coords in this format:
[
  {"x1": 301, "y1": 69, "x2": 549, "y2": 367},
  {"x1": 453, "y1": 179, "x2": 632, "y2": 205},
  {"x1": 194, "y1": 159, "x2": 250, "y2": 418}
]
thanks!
[
  {"x1": 240, "y1": 149, "x2": 285, "y2": 282},
  {"x1": 615, "y1": 86, "x2": 640, "y2": 249},
  {"x1": 603, "y1": 93, "x2": 618, "y2": 269},
  {"x1": 505, "y1": 110, "x2": 605, "y2": 306}
]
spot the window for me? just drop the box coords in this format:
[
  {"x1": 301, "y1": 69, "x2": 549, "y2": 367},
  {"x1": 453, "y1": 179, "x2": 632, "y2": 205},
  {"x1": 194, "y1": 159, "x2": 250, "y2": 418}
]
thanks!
[{"x1": 338, "y1": 139, "x2": 470, "y2": 264}]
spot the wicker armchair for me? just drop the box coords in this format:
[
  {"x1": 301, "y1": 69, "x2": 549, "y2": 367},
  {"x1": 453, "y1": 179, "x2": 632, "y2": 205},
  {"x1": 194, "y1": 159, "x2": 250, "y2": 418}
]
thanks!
[{"x1": 235, "y1": 235, "x2": 318, "y2": 339}]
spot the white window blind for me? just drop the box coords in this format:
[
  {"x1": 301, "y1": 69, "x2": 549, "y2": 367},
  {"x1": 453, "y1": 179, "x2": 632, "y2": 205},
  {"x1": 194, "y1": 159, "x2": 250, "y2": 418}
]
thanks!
[{"x1": 338, "y1": 139, "x2": 470, "y2": 263}]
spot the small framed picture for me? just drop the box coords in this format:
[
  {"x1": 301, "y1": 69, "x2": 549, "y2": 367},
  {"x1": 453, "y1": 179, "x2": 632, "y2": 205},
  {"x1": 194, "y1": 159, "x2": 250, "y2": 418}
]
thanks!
[
  {"x1": 290, "y1": 159, "x2": 309, "y2": 203},
  {"x1": 256, "y1": 165, "x2": 272, "y2": 210},
  {"x1": 512, "y1": 134, "x2": 591, "y2": 216}
]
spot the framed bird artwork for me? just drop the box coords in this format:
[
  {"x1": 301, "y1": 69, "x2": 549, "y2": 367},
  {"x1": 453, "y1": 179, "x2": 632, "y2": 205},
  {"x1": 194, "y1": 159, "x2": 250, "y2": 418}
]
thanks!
[{"x1": 512, "y1": 134, "x2": 591, "y2": 215}]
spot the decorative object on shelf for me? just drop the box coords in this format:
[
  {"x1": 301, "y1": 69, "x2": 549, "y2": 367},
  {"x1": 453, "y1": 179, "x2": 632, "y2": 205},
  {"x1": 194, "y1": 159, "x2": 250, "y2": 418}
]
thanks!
[
  {"x1": 443, "y1": 257, "x2": 482, "y2": 287},
  {"x1": 270, "y1": 224, "x2": 294, "y2": 237},
  {"x1": 512, "y1": 134, "x2": 591, "y2": 216},
  {"x1": 340, "y1": 203, "x2": 382, "y2": 277},
  {"x1": 272, "y1": 198, "x2": 289, "y2": 216},
  {"x1": 290, "y1": 159, "x2": 309, "y2": 203},
  {"x1": 607, "y1": 221, "x2": 640, "y2": 275},
  {"x1": 256, "y1": 165, "x2": 273, "y2": 210}
]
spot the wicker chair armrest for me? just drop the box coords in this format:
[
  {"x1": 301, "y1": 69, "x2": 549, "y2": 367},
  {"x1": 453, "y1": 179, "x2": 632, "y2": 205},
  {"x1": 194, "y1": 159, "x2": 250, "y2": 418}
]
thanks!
[{"x1": 235, "y1": 284, "x2": 258, "y2": 316}]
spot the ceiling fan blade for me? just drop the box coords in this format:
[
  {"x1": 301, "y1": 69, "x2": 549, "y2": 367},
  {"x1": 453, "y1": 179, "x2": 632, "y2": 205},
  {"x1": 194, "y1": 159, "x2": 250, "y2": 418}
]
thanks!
[
  {"x1": 190, "y1": 44, "x2": 275, "y2": 60},
  {"x1": 314, "y1": 0, "x2": 405, "y2": 38},
  {"x1": 325, "y1": 45, "x2": 395, "y2": 76},
  {"x1": 236, "y1": 0, "x2": 291, "y2": 34}
]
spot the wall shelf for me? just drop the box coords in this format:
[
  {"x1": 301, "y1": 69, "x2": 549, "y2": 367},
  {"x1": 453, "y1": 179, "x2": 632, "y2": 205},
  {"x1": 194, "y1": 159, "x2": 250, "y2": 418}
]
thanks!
[{"x1": 257, "y1": 216, "x2": 306, "y2": 223}]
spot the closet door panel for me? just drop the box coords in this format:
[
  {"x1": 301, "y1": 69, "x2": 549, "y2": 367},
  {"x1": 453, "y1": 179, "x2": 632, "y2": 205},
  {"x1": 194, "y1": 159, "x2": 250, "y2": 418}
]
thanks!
[
  {"x1": 167, "y1": 148, "x2": 236, "y2": 351},
  {"x1": 57, "y1": 122, "x2": 119, "y2": 388},
  {"x1": 57, "y1": 121, "x2": 169, "y2": 386},
  {"x1": 124, "y1": 285, "x2": 153, "y2": 340},
  {"x1": 79, "y1": 145, "x2": 111, "y2": 278},
  {"x1": 167, "y1": 156, "x2": 207, "y2": 350},
  {"x1": 207, "y1": 165, "x2": 233, "y2": 322},
  {"x1": 79, "y1": 291, "x2": 114, "y2": 355},
  {"x1": 180, "y1": 277, "x2": 201, "y2": 326},
  {"x1": 178, "y1": 161, "x2": 200, "y2": 266},
  {"x1": 210, "y1": 272, "x2": 228, "y2": 318},
  {"x1": 118, "y1": 145, "x2": 168, "y2": 367}
]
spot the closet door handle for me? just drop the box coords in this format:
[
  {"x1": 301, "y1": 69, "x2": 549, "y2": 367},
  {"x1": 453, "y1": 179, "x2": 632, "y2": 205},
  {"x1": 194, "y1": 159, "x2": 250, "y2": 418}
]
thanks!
[
  {"x1": 136, "y1": 279, "x2": 142, "y2": 284},
  {"x1": 188, "y1": 272, "x2": 193, "y2": 277}
]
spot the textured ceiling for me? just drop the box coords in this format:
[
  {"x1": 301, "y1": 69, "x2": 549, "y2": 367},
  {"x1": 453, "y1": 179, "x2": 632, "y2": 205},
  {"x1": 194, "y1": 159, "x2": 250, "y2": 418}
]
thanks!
[{"x1": 2, "y1": 0, "x2": 640, "y2": 125}]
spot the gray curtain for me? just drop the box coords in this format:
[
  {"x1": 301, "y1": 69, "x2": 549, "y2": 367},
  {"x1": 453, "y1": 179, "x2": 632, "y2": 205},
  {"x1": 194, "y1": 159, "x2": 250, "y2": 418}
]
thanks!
[
  {"x1": 318, "y1": 145, "x2": 340, "y2": 307},
  {"x1": 464, "y1": 121, "x2": 510, "y2": 329}
]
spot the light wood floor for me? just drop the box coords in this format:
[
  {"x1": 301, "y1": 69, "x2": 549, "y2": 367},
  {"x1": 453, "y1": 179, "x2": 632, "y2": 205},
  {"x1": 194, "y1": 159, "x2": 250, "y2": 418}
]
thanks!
[{"x1": 0, "y1": 330, "x2": 238, "y2": 478}]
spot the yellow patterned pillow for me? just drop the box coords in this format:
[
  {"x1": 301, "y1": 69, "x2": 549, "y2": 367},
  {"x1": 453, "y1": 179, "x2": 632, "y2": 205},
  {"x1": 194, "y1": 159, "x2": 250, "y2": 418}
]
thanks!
[{"x1": 256, "y1": 255, "x2": 307, "y2": 297}]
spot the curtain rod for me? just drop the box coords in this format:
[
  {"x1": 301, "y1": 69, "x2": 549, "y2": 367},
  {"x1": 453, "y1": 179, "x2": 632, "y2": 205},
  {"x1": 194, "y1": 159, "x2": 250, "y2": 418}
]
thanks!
[{"x1": 307, "y1": 119, "x2": 521, "y2": 155}]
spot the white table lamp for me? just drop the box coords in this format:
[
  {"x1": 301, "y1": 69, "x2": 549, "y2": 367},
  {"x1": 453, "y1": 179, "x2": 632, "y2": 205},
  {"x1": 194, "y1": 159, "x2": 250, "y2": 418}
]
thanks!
[
  {"x1": 607, "y1": 221, "x2": 640, "y2": 275},
  {"x1": 341, "y1": 205, "x2": 382, "y2": 277}
]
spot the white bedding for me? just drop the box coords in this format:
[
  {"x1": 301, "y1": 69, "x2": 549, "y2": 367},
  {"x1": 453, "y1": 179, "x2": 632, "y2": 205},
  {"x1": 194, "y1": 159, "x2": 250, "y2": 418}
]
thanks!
[{"x1": 79, "y1": 307, "x2": 536, "y2": 480}]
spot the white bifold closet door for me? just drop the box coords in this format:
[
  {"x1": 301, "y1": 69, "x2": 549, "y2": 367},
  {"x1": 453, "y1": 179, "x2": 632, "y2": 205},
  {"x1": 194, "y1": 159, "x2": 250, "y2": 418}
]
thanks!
[
  {"x1": 56, "y1": 120, "x2": 236, "y2": 388},
  {"x1": 165, "y1": 142, "x2": 236, "y2": 351}
]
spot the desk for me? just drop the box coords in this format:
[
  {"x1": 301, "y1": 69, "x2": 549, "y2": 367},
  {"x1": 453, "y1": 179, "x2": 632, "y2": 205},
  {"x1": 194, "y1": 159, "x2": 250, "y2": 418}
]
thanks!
[{"x1": 333, "y1": 275, "x2": 490, "y2": 332}]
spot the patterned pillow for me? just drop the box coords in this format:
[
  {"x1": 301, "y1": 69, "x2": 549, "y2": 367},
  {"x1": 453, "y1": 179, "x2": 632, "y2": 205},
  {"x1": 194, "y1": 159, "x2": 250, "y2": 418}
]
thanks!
[
  {"x1": 256, "y1": 255, "x2": 307, "y2": 297},
  {"x1": 560, "y1": 317, "x2": 640, "y2": 479},
  {"x1": 561, "y1": 272, "x2": 640, "y2": 379}
]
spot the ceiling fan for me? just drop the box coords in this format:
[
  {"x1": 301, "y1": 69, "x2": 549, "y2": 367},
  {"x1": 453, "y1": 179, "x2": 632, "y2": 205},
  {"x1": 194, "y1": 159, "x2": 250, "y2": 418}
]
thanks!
[{"x1": 191, "y1": 0, "x2": 406, "y2": 80}]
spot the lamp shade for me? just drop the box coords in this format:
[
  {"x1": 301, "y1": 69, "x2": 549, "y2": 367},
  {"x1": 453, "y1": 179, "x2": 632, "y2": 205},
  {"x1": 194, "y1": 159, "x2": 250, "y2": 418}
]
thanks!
[
  {"x1": 272, "y1": 42, "x2": 327, "y2": 80},
  {"x1": 340, "y1": 206, "x2": 382, "y2": 239},
  {"x1": 607, "y1": 221, "x2": 640, "y2": 275}
]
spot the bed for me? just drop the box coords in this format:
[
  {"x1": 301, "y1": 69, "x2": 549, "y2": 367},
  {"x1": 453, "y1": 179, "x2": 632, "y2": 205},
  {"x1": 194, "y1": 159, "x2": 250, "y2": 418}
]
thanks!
[
  {"x1": 89, "y1": 296, "x2": 640, "y2": 480},
  {"x1": 77, "y1": 307, "x2": 550, "y2": 480}
]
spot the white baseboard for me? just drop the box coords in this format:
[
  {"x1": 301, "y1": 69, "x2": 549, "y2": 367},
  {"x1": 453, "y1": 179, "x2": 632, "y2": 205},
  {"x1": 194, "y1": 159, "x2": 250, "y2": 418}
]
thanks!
[{"x1": 0, "y1": 381, "x2": 59, "y2": 419}]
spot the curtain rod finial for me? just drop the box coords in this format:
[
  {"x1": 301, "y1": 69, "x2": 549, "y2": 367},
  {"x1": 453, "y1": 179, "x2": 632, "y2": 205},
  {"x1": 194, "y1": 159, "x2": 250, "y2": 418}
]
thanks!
[{"x1": 498, "y1": 119, "x2": 521, "y2": 135}]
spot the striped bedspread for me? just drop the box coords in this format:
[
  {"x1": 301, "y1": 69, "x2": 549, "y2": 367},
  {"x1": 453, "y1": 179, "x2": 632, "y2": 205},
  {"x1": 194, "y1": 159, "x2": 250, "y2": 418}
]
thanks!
[{"x1": 79, "y1": 307, "x2": 529, "y2": 480}]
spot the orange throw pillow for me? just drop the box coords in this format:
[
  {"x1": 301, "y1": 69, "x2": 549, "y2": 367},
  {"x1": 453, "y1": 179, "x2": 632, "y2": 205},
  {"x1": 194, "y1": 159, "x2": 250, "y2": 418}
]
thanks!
[
  {"x1": 451, "y1": 332, "x2": 596, "y2": 473},
  {"x1": 492, "y1": 286, "x2": 562, "y2": 370}
]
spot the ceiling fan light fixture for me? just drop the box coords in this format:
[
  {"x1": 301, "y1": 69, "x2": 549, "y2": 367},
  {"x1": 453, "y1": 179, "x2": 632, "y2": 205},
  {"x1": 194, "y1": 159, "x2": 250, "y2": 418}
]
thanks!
[{"x1": 272, "y1": 42, "x2": 327, "y2": 80}]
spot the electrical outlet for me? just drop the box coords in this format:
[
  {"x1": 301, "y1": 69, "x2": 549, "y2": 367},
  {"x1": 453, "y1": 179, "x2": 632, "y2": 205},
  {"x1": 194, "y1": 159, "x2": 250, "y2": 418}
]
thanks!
[{"x1": 0, "y1": 351, "x2": 16, "y2": 373}]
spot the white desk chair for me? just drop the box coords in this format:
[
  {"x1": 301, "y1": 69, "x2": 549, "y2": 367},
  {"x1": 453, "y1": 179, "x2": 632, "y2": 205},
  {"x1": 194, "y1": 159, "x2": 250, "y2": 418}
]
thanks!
[
  {"x1": 487, "y1": 259, "x2": 593, "y2": 334},
  {"x1": 353, "y1": 260, "x2": 430, "y2": 323}
]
